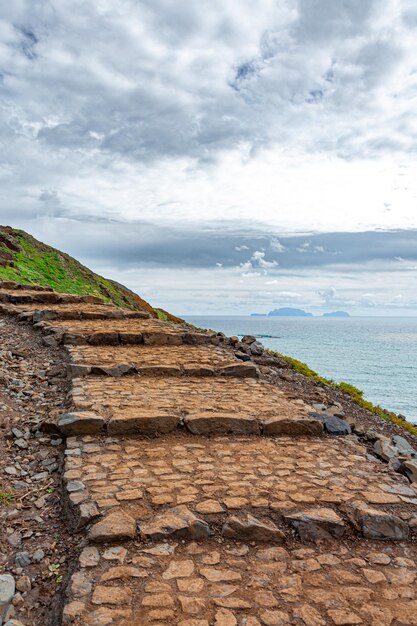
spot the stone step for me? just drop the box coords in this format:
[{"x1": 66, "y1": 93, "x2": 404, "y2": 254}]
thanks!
[
  {"x1": 0, "y1": 288, "x2": 103, "y2": 305},
  {"x1": 63, "y1": 434, "x2": 416, "y2": 542},
  {"x1": 40, "y1": 318, "x2": 219, "y2": 347},
  {"x1": 0, "y1": 302, "x2": 149, "y2": 322},
  {"x1": 65, "y1": 377, "x2": 320, "y2": 436},
  {"x1": 66, "y1": 345, "x2": 258, "y2": 378},
  {"x1": 0, "y1": 281, "x2": 53, "y2": 291},
  {"x1": 63, "y1": 532, "x2": 417, "y2": 626}
]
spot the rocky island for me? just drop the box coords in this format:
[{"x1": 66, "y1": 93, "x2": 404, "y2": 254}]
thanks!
[{"x1": 1, "y1": 227, "x2": 417, "y2": 626}]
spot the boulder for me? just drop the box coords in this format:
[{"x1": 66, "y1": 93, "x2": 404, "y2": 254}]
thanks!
[
  {"x1": 241, "y1": 335, "x2": 257, "y2": 345},
  {"x1": 392, "y1": 435, "x2": 417, "y2": 458},
  {"x1": 139, "y1": 505, "x2": 210, "y2": 541},
  {"x1": 58, "y1": 411, "x2": 106, "y2": 435},
  {"x1": 88, "y1": 510, "x2": 136, "y2": 543},
  {"x1": 374, "y1": 438, "x2": 398, "y2": 462},
  {"x1": 400, "y1": 460, "x2": 417, "y2": 485},
  {"x1": 222, "y1": 514, "x2": 285, "y2": 543},
  {"x1": 0, "y1": 574, "x2": 15, "y2": 605},
  {"x1": 284, "y1": 507, "x2": 346, "y2": 542},
  {"x1": 346, "y1": 501, "x2": 409, "y2": 541},
  {"x1": 249, "y1": 341, "x2": 264, "y2": 356},
  {"x1": 322, "y1": 416, "x2": 351, "y2": 436}
]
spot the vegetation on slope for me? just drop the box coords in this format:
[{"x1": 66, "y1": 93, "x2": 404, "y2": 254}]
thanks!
[
  {"x1": 269, "y1": 349, "x2": 417, "y2": 437},
  {"x1": 0, "y1": 226, "x2": 180, "y2": 321}
]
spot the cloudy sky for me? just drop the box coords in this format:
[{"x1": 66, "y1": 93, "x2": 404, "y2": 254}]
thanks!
[{"x1": 1, "y1": 0, "x2": 417, "y2": 315}]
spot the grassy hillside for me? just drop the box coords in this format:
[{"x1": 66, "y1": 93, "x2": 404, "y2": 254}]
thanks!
[{"x1": 0, "y1": 226, "x2": 181, "y2": 321}]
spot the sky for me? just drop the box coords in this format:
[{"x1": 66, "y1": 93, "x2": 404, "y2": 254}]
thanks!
[{"x1": 1, "y1": 0, "x2": 417, "y2": 315}]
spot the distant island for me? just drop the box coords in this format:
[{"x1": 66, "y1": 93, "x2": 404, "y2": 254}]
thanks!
[
  {"x1": 251, "y1": 308, "x2": 351, "y2": 317},
  {"x1": 251, "y1": 307, "x2": 313, "y2": 317},
  {"x1": 323, "y1": 311, "x2": 350, "y2": 318}
]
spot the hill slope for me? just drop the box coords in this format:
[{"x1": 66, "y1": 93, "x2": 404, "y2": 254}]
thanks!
[{"x1": 0, "y1": 226, "x2": 179, "y2": 321}]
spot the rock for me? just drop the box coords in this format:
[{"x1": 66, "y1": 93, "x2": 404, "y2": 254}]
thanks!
[
  {"x1": 222, "y1": 514, "x2": 285, "y2": 543},
  {"x1": 0, "y1": 574, "x2": 15, "y2": 605},
  {"x1": 79, "y1": 547, "x2": 100, "y2": 568},
  {"x1": 100, "y1": 566, "x2": 147, "y2": 581},
  {"x1": 323, "y1": 416, "x2": 351, "y2": 435},
  {"x1": 184, "y1": 413, "x2": 260, "y2": 436},
  {"x1": 32, "y1": 549, "x2": 45, "y2": 562},
  {"x1": 215, "y1": 608, "x2": 237, "y2": 626},
  {"x1": 57, "y1": 411, "x2": 105, "y2": 435},
  {"x1": 235, "y1": 351, "x2": 251, "y2": 362},
  {"x1": 284, "y1": 508, "x2": 346, "y2": 542},
  {"x1": 162, "y1": 560, "x2": 195, "y2": 579},
  {"x1": 400, "y1": 459, "x2": 417, "y2": 484},
  {"x1": 346, "y1": 501, "x2": 409, "y2": 540},
  {"x1": 392, "y1": 435, "x2": 417, "y2": 457},
  {"x1": 241, "y1": 335, "x2": 256, "y2": 345},
  {"x1": 77, "y1": 502, "x2": 101, "y2": 529},
  {"x1": 14, "y1": 438, "x2": 28, "y2": 450},
  {"x1": 263, "y1": 418, "x2": 324, "y2": 437},
  {"x1": 374, "y1": 438, "x2": 397, "y2": 462},
  {"x1": 312, "y1": 403, "x2": 327, "y2": 412},
  {"x1": 249, "y1": 341, "x2": 264, "y2": 356},
  {"x1": 15, "y1": 576, "x2": 31, "y2": 592},
  {"x1": 66, "y1": 480, "x2": 85, "y2": 493},
  {"x1": 14, "y1": 553, "x2": 31, "y2": 568},
  {"x1": 88, "y1": 510, "x2": 136, "y2": 543},
  {"x1": 139, "y1": 505, "x2": 210, "y2": 541},
  {"x1": 91, "y1": 585, "x2": 132, "y2": 605},
  {"x1": 4, "y1": 620, "x2": 25, "y2": 626},
  {"x1": 327, "y1": 609, "x2": 362, "y2": 625}
]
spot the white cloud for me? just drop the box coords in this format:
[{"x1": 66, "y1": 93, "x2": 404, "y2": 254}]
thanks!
[{"x1": 1, "y1": 1, "x2": 417, "y2": 313}]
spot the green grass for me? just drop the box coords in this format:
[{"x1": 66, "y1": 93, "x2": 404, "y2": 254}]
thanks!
[
  {"x1": 268, "y1": 349, "x2": 417, "y2": 438},
  {"x1": 0, "y1": 490, "x2": 16, "y2": 507},
  {"x1": 0, "y1": 228, "x2": 160, "y2": 315}
]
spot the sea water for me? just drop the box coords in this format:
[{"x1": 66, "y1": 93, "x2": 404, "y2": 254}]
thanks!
[{"x1": 184, "y1": 316, "x2": 417, "y2": 424}]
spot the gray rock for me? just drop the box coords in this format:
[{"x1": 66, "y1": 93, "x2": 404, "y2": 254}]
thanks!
[
  {"x1": 374, "y1": 438, "x2": 398, "y2": 462},
  {"x1": 249, "y1": 341, "x2": 264, "y2": 356},
  {"x1": 0, "y1": 574, "x2": 15, "y2": 605},
  {"x1": 346, "y1": 501, "x2": 409, "y2": 541},
  {"x1": 32, "y1": 549, "x2": 45, "y2": 562},
  {"x1": 284, "y1": 507, "x2": 346, "y2": 542},
  {"x1": 58, "y1": 411, "x2": 105, "y2": 435},
  {"x1": 5, "y1": 467, "x2": 18, "y2": 476},
  {"x1": 14, "y1": 438, "x2": 28, "y2": 450},
  {"x1": 312, "y1": 403, "x2": 327, "y2": 412},
  {"x1": 77, "y1": 502, "x2": 101, "y2": 529},
  {"x1": 66, "y1": 480, "x2": 85, "y2": 493},
  {"x1": 14, "y1": 553, "x2": 31, "y2": 568},
  {"x1": 235, "y1": 350, "x2": 251, "y2": 362},
  {"x1": 323, "y1": 416, "x2": 351, "y2": 436},
  {"x1": 222, "y1": 514, "x2": 285, "y2": 543},
  {"x1": 11, "y1": 428, "x2": 24, "y2": 439},
  {"x1": 400, "y1": 459, "x2": 417, "y2": 485},
  {"x1": 4, "y1": 620, "x2": 26, "y2": 626},
  {"x1": 392, "y1": 435, "x2": 417, "y2": 458}
]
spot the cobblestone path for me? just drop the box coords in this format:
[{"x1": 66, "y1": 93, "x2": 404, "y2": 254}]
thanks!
[{"x1": 1, "y1": 282, "x2": 417, "y2": 626}]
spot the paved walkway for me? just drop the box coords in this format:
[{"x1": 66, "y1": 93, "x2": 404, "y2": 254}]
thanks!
[{"x1": 1, "y1": 282, "x2": 416, "y2": 626}]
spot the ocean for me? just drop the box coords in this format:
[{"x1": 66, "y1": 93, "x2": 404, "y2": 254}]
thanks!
[{"x1": 184, "y1": 316, "x2": 417, "y2": 424}]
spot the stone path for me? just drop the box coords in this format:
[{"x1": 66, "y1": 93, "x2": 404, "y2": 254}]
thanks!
[
  {"x1": 66, "y1": 345, "x2": 259, "y2": 378},
  {"x1": 64, "y1": 539, "x2": 417, "y2": 626},
  {"x1": 1, "y1": 281, "x2": 417, "y2": 626}
]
